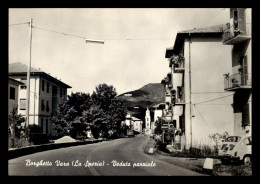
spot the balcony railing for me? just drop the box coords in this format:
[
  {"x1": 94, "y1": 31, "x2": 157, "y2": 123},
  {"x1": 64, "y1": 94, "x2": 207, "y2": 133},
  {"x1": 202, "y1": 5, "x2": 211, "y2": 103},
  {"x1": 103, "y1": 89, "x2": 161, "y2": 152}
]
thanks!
[
  {"x1": 176, "y1": 97, "x2": 185, "y2": 104},
  {"x1": 174, "y1": 61, "x2": 185, "y2": 73},
  {"x1": 222, "y1": 24, "x2": 251, "y2": 45},
  {"x1": 224, "y1": 73, "x2": 251, "y2": 90}
]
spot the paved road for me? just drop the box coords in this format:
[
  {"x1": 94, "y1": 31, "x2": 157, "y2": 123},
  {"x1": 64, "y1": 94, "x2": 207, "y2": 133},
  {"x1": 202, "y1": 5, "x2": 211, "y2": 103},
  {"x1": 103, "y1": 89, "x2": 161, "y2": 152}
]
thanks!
[{"x1": 9, "y1": 135, "x2": 206, "y2": 176}]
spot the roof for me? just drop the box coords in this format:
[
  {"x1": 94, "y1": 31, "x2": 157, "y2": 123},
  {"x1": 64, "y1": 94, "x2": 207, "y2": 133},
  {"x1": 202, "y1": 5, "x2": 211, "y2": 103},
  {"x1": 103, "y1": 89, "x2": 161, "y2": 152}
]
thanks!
[
  {"x1": 153, "y1": 102, "x2": 165, "y2": 109},
  {"x1": 132, "y1": 116, "x2": 141, "y2": 121},
  {"x1": 9, "y1": 62, "x2": 72, "y2": 88},
  {"x1": 166, "y1": 24, "x2": 226, "y2": 57},
  {"x1": 179, "y1": 24, "x2": 226, "y2": 34},
  {"x1": 8, "y1": 77, "x2": 24, "y2": 85}
]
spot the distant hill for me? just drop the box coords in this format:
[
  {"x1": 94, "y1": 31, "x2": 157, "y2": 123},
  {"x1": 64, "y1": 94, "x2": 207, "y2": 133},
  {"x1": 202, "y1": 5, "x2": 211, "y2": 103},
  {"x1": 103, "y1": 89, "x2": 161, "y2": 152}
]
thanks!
[
  {"x1": 116, "y1": 83, "x2": 165, "y2": 108},
  {"x1": 116, "y1": 83, "x2": 165, "y2": 123}
]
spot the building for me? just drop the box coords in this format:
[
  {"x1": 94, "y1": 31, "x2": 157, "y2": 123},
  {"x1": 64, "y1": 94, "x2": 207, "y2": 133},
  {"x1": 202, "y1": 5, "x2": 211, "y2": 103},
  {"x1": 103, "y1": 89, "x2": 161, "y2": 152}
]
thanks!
[
  {"x1": 132, "y1": 117, "x2": 143, "y2": 133},
  {"x1": 144, "y1": 107, "x2": 151, "y2": 134},
  {"x1": 163, "y1": 24, "x2": 234, "y2": 148},
  {"x1": 222, "y1": 8, "x2": 252, "y2": 136},
  {"x1": 121, "y1": 113, "x2": 143, "y2": 133},
  {"x1": 150, "y1": 103, "x2": 165, "y2": 133},
  {"x1": 8, "y1": 77, "x2": 24, "y2": 115},
  {"x1": 9, "y1": 62, "x2": 72, "y2": 135}
]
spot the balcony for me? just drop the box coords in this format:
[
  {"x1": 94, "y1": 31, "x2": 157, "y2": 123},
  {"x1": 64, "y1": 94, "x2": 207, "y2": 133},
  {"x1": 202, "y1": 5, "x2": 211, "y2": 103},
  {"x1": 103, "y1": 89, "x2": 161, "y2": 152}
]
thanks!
[
  {"x1": 174, "y1": 61, "x2": 185, "y2": 73},
  {"x1": 169, "y1": 55, "x2": 185, "y2": 73},
  {"x1": 223, "y1": 24, "x2": 251, "y2": 45},
  {"x1": 224, "y1": 73, "x2": 251, "y2": 91},
  {"x1": 176, "y1": 97, "x2": 185, "y2": 105}
]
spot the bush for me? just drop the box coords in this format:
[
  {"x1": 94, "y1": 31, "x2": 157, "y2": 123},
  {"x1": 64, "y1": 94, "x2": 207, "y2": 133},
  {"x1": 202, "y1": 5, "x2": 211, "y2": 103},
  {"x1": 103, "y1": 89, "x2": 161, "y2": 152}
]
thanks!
[
  {"x1": 29, "y1": 133, "x2": 50, "y2": 145},
  {"x1": 230, "y1": 165, "x2": 249, "y2": 176},
  {"x1": 157, "y1": 141, "x2": 169, "y2": 153}
]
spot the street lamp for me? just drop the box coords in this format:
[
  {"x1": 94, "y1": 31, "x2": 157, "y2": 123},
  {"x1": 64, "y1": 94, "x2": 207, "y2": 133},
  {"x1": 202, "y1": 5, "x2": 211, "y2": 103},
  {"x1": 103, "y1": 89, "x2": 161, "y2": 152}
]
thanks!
[
  {"x1": 85, "y1": 39, "x2": 104, "y2": 44},
  {"x1": 25, "y1": 18, "x2": 104, "y2": 130}
]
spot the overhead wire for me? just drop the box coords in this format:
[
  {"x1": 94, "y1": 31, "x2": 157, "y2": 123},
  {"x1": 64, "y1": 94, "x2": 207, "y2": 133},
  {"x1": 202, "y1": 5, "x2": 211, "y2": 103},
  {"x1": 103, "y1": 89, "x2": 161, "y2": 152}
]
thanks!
[{"x1": 8, "y1": 22, "x2": 30, "y2": 26}]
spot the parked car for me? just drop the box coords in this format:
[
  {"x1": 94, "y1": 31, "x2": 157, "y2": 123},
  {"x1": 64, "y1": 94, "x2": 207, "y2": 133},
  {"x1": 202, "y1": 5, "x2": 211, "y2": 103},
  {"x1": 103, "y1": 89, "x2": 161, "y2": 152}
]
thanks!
[{"x1": 218, "y1": 135, "x2": 252, "y2": 165}]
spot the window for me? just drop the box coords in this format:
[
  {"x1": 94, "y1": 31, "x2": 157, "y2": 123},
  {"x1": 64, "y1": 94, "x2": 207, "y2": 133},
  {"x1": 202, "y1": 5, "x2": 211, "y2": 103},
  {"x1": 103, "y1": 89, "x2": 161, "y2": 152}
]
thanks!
[
  {"x1": 42, "y1": 80, "x2": 45, "y2": 91},
  {"x1": 46, "y1": 119, "x2": 49, "y2": 134},
  {"x1": 46, "y1": 101, "x2": 50, "y2": 112},
  {"x1": 41, "y1": 100, "x2": 45, "y2": 111},
  {"x1": 20, "y1": 99, "x2": 26, "y2": 110},
  {"x1": 242, "y1": 104, "x2": 250, "y2": 127},
  {"x1": 20, "y1": 85, "x2": 27, "y2": 90},
  {"x1": 47, "y1": 82, "x2": 49, "y2": 93},
  {"x1": 10, "y1": 87, "x2": 15, "y2": 100},
  {"x1": 41, "y1": 118, "x2": 44, "y2": 132}
]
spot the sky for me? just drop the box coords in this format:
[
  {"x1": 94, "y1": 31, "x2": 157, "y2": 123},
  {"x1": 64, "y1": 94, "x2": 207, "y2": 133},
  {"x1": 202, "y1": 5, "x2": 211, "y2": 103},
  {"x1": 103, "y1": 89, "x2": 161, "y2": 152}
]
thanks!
[{"x1": 8, "y1": 8, "x2": 230, "y2": 95}]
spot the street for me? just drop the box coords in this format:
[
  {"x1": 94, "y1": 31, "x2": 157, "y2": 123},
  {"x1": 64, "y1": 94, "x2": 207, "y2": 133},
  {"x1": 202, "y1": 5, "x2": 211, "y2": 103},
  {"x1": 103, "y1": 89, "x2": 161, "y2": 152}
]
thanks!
[{"x1": 8, "y1": 135, "x2": 206, "y2": 176}]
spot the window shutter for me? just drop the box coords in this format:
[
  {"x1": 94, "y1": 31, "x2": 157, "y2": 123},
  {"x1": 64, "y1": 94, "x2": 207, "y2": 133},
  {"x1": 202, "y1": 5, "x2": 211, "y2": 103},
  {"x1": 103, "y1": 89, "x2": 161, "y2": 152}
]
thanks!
[
  {"x1": 242, "y1": 103, "x2": 250, "y2": 127},
  {"x1": 237, "y1": 8, "x2": 246, "y2": 33}
]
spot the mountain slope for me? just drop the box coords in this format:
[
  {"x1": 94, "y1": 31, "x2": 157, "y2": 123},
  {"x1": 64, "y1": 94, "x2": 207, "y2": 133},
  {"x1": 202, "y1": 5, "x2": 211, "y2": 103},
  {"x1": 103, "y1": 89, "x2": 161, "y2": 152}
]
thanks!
[{"x1": 116, "y1": 83, "x2": 165, "y2": 108}]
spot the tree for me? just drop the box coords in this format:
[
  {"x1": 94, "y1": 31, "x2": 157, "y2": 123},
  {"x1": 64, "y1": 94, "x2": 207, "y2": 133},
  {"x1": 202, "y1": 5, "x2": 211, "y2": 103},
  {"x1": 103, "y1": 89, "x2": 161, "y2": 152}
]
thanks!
[
  {"x1": 84, "y1": 84, "x2": 127, "y2": 138},
  {"x1": 8, "y1": 107, "x2": 25, "y2": 148},
  {"x1": 67, "y1": 92, "x2": 92, "y2": 117},
  {"x1": 50, "y1": 101, "x2": 78, "y2": 138},
  {"x1": 154, "y1": 117, "x2": 163, "y2": 135}
]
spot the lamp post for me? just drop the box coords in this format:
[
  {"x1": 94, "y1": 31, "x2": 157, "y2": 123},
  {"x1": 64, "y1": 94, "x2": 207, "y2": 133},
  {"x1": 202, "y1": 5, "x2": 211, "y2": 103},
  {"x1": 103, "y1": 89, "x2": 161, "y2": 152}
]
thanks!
[
  {"x1": 25, "y1": 18, "x2": 33, "y2": 129},
  {"x1": 25, "y1": 18, "x2": 104, "y2": 131}
]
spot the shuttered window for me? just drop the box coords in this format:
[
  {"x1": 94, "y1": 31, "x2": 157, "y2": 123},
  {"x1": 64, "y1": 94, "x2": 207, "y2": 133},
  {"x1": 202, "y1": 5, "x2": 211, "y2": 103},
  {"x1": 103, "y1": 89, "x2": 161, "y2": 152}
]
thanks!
[
  {"x1": 20, "y1": 99, "x2": 26, "y2": 110},
  {"x1": 10, "y1": 87, "x2": 15, "y2": 100},
  {"x1": 237, "y1": 8, "x2": 246, "y2": 33},
  {"x1": 242, "y1": 103, "x2": 250, "y2": 127}
]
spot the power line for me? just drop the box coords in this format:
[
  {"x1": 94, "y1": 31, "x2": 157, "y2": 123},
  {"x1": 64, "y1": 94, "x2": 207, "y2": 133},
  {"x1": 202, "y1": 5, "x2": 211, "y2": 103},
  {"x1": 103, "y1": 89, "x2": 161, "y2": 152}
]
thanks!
[
  {"x1": 8, "y1": 22, "x2": 30, "y2": 26},
  {"x1": 32, "y1": 26, "x2": 85, "y2": 40},
  {"x1": 194, "y1": 94, "x2": 234, "y2": 105},
  {"x1": 32, "y1": 25, "x2": 173, "y2": 41},
  {"x1": 193, "y1": 104, "x2": 212, "y2": 133}
]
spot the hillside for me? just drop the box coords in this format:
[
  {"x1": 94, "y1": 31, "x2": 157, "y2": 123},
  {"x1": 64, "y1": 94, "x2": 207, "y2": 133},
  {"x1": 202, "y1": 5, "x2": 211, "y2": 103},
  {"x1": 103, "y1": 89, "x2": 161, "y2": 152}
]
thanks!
[
  {"x1": 116, "y1": 83, "x2": 164, "y2": 123},
  {"x1": 116, "y1": 83, "x2": 165, "y2": 108}
]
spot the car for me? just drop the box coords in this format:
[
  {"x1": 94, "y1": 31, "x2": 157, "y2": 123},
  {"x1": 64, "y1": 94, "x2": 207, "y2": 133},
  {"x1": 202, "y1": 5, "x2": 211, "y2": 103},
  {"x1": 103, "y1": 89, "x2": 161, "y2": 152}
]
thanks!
[
  {"x1": 218, "y1": 135, "x2": 252, "y2": 165},
  {"x1": 150, "y1": 133, "x2": 154, "y2": 138}
]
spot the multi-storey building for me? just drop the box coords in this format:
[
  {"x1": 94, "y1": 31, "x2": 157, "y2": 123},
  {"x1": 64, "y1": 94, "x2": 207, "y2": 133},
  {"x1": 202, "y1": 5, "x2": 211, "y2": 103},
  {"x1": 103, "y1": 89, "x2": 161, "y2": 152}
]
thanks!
[
  {"x1": 9, "y1": 62, "x2": 72, "y2": 135},
  {"x1": 163, "y1": 24, "x2": 234, "y2": 149},
  {"x1": 8, "y1": 77, "x2": 24, "y2": 115},
  {"x1": 121, "y1": 113, "x2": 143, "y2": 133},
  {"x1": 222, "y1": 8, "x2": 252, "y2": 136}
]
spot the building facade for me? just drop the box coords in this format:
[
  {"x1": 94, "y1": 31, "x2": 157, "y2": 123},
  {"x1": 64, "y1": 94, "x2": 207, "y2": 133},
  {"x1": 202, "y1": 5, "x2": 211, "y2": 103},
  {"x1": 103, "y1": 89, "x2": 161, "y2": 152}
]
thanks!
[
  {"x1": 9, "y1": 62, "x2": 72, "y2": 135},
  {"x1": 222, "y1": 8, "x2": 252, "y2": 136},
  {"x1": 8, "y1": 77, "x2": 24, "y2": 115},
  {"x1": 163, "y1": 24, "x2": 234, "y2": 148},
  {"x1": 145, "y1": 108, "x2": 151, "y2": 134},
  {"x1": 132, "y1": 117, "x2": 143, "y2": 133}
]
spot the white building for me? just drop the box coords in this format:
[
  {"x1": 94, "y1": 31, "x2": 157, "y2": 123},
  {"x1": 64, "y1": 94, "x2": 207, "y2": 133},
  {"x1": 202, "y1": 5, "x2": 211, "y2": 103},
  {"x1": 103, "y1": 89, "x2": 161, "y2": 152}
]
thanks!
[
  {"x1": 132, "y1": 117, "x2": 143, "y2": 133},
  {"x1": 145, "y1": 107, "x2": 151, "y2": 134},
  {"x1": 164, "y1": 24, "x2": 234, "y2": 148},
  {"x1": 8, "y1": 77, "x2": 24, "y2": 115},
  {"x1": 9, "y1": 62, "x2": 72, "y2": 135},
  {"x1": 222, "y1": 8, "x2": 252, "y2": 137}
]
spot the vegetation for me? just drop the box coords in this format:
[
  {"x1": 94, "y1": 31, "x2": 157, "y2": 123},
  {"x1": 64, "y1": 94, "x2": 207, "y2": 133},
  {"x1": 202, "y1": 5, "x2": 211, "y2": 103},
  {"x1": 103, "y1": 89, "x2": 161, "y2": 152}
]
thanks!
[
  {"x1": 51, "y1": 83, "x2": 127, "y2": 140},
  {"x1": 8, "y1": 107, "x2": 28, "y2": 149},
  {"x1": 208, "y1": 131, "x2": 229, "y2": 153}
]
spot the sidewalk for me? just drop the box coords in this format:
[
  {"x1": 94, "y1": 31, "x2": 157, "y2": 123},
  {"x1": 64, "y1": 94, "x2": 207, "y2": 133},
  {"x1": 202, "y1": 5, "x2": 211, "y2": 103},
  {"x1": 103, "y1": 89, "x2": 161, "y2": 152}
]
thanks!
[{"x1": 143, "y1": 137, "x2": 252, "y2": 176}]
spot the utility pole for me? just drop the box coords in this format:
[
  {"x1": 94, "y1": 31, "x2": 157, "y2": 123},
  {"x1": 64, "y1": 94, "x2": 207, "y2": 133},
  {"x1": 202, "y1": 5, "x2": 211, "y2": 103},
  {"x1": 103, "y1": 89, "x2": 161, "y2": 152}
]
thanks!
[
  {"x1": 26, "y1": 18, "x2": 33, "y2": 128},
  {"x1": 188, "y1": 33, "x2": 192, "y2": 149}
]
